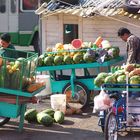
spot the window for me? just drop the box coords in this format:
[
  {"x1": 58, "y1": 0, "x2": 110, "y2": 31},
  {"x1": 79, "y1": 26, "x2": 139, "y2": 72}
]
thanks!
[
  {"x1": 11, "y1": 0, "x2": 16, "y2": 13},
  {"x1": 63, "y1": 24, "x2": 78, "y2": 44},
  {"x1": 0, "y1": 0, "x2": 6, "y2": 13},
  {"x1": 21, "y1": 0, "x2": 38, "y2": 11}
]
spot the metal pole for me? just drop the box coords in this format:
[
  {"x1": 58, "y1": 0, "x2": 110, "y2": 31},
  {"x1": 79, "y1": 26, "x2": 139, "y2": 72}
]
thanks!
[{"x1": 38, "y1": 0, "x2": 42, "y2": 54}]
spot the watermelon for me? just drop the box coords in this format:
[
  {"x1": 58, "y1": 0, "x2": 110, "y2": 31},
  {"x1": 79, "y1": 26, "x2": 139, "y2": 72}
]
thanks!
[
  {"x1": 97, "y1": 72, "x2": 108, "y2": 79},
  {"x1": 44, "y1": 56, "x2": 54, "y2": 66},
  {"x1": 71, "y1": 39, "x2": 82, "y2": 49},
  {"x1": 104, "y1": 75, "x2": 117, "y2": 84},
  {"x1": 37, "y1": 112, "x2": 53, "y2": 126},
  {"x1": 94, "y1": 76, "x2": 105, "y2": 88},
  {"x1": 130, "y1": 75, "x2": 140, "y2": 88},
  {"x1": 83, "y1": 53, "x2": 96, "y2": 63},
  {"x1": 73, "y1": 53, "x2": 83, "y2": 64},
  {"x1": 54, "y1": 55, "x2": 63, "y2": 65},
  {"x1": 24, "y1": 108, "x2": 38, "y2": 123},
  {"x1": 54, "y1": 111, "x2": 64, "y2": 124},
  {"x1": 63, "y1": 55, "x2": 73, "y2": 64},
  {"x1": 41, "y1": 108, "x2": 55, "y2": 118},
  {"x1": 117, "y1": 75, "x2": 126, "y2": 84},
  {"x1": 38, "y1": 54, "x2": 45, "y2": 66}
]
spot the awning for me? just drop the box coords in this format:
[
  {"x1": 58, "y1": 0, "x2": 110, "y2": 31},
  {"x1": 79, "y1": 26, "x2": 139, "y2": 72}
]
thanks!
[{"x1": 35, "y1": 0, "x2": 140, "y2": 19}]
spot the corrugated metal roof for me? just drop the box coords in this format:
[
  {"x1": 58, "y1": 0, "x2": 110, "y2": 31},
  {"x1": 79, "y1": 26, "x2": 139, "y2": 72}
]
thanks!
[{"x1": 35, "y1": 0, "x2": 140, "y2": 19}]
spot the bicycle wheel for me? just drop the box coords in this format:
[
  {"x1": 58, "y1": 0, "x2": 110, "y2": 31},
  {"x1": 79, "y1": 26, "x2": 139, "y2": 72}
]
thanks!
[
  {"x1": 0, "y1": 117, "x2": 10, "y2": 126},
  {"x1": 104, "y1": 111, "x2": 118, "y2": 140},
  {"x1": 100, "y1": 118, "x2": 105, "y2": 132},
  {"x1": 62, "y1": 81, "x2": 90, "y2": 109},
  {"x1": 99, "y1": 110, "x2": 109, "y2": 133}
]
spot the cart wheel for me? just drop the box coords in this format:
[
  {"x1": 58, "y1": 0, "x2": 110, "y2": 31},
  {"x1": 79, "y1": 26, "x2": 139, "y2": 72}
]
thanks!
[
  {"x1": 104, "y1": 111, "x2": 118, "y2": 140},
  {"x1": 0, "y1": 117, "x2": 10, "y2": 126},
  {"x1": 62, "y1": 81, "x2": 90, "y2": 109}
]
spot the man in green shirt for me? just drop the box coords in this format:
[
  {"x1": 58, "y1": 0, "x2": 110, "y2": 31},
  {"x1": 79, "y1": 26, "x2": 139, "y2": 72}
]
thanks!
[{"x1": 0, "y1": 33, "x2": 16, "y2": 58}]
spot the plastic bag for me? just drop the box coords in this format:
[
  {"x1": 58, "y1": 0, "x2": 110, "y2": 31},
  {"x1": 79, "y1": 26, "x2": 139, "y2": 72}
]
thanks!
[{"x1": 93, "y1": 89, "x2": 112, "y2": 113}]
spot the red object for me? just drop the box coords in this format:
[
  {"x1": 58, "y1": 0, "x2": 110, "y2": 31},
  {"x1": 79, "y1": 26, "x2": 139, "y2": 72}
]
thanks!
[
  {"x1": 0, "y1": 94, "x2": 37, "y2": 104},
  {"x1": 71, "y1": 39, "x2": 82, "y2": 49},
  {"x1": 23, "y1": 0, "x2": 38, "y2": 10},
  {"x1": 112, "y1": 106, "x2": 124, "y2": 114},
  {"x1": 30, "y1": 96, "x2": 38, "y2": 104}
]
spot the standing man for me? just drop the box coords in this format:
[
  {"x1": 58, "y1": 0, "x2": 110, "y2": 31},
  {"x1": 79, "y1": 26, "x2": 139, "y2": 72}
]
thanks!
[{"x1": 118, "y1": 27, "x2": 140, "y2": 64}]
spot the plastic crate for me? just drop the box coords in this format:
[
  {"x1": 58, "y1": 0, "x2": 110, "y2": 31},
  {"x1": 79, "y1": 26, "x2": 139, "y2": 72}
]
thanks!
[{"x1": 0, "y1": 48, "x2": 38, "y2": 90}]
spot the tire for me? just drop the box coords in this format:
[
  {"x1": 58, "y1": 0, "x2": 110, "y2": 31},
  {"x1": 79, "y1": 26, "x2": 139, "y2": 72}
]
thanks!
[
  {"x1": 104, "y1": 111, "x2": 118, "y2": 140},
  {"x1": 32, "y1": 32, "x2": 40, "y2": 55},
  {"x1": 123, "y1": 0, "x2": 140, "y2": 14},
  {"x1": 100, "y1": 118, "x2": 105, "y2": 132},
  {"x1": 62, "y1": 81, "x2": 90, "y2": 109},
  {"x1": 99, "y1": 110, "x2": 109, "y2": 133},
  {"x1": 0, "y1": 117, "x2": 10, "y2": 126}
]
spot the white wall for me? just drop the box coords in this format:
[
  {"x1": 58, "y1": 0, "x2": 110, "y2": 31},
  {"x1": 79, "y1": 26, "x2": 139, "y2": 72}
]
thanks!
[
  {"x1": 42, "y1": 14, "x2": 79, "y2": 51},
  {"x1": 42, "y1": 13, "x2": 140, "y2": 57},
  {"x1": 82, "y1": 15, "x2": 140, "y2": 56}
]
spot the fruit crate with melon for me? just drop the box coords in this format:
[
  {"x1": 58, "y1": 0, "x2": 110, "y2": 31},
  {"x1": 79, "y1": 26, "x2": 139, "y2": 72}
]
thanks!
[
  {"x1": 94, "y1": 64, "x2": 140, "y2": 91},
  {"x1": 0, "y1": 48, "x2": 38, "y2": 91},
  {"x1": 38, "y1": 39, "x2": 121, "y2": 67}
]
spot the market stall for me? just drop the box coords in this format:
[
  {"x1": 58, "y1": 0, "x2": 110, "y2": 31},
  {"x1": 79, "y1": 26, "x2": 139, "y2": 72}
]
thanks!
[
  {"x1": 94, "y1": 63, "x2": 140, "y2": 140},
  {"x1": 37, "y1": 39, "x2": 124, "y2": 109},
  {"x1": 0, "y1": 49, "x2": 45, "y2": 131}
]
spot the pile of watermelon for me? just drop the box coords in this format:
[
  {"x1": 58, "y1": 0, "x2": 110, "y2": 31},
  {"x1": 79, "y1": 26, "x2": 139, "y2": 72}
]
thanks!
[
  {"x1": 24, "y1": 108, "x2": 65, "y2": 127},
  {"x1": 38, "y1": 39, "x2": 120, "y2": 67},
  {"x1": 94, "y1": 64, "x2": 140, "y2": 88}
]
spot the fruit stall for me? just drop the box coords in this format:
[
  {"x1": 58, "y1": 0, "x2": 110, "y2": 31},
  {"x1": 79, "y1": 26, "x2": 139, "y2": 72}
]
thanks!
[
  {"x1": 0, "y1": 49, "x2": 45, "y2": 131},
  {"x1": 37, "y1": 38, "x2": 124, "y2": 109},
  {"x1": 93, "y1": 63, "x2": 140, "y2": 139},
  {"x1": 94, "y1": 63, "x2": 140, "y2": 89}
]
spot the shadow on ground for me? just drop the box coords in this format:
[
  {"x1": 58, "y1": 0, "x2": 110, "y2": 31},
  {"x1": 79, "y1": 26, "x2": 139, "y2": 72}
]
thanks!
[
  {"x1": 0, "y1": 117, "x2": 140, "y2": 140},
  {"x1": 0, "y1": 120, "x2": 104, "y2": 140}
]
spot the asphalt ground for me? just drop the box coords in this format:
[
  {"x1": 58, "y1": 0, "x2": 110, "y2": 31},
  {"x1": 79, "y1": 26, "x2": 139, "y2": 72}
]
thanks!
[{"x1": 0, "y1": 98, "x2": 140, "y2": 140}]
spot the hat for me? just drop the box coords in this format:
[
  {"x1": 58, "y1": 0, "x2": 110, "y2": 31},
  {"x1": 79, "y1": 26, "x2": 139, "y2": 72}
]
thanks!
[{"x1": 1, "y1": 33, "x2": 11, "y2": 43}]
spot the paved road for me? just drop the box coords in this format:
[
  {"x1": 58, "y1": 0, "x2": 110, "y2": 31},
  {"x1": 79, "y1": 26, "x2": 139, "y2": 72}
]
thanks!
[{"x1": 0, "y1": 99, "x2": 140, "y2": 140}]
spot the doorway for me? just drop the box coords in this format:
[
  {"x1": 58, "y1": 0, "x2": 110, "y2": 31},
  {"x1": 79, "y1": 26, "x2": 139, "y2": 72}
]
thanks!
[{"x1": 63, "y1": 24, "x2": 78, "y2": 44}]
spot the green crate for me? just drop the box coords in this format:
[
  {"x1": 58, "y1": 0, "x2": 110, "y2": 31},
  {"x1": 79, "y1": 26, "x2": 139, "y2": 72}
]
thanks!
[{"x1": 0, "y1": 48, "x2": 38, "y2": 90}]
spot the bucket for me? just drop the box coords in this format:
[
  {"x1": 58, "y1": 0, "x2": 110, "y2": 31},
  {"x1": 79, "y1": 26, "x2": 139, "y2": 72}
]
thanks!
[
  {"x1": 35, "y1": 75, "x2": 51, "y2": 98},
  {"x1": 50, "y1": 94, "x2": 66, "y2": 113}
]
